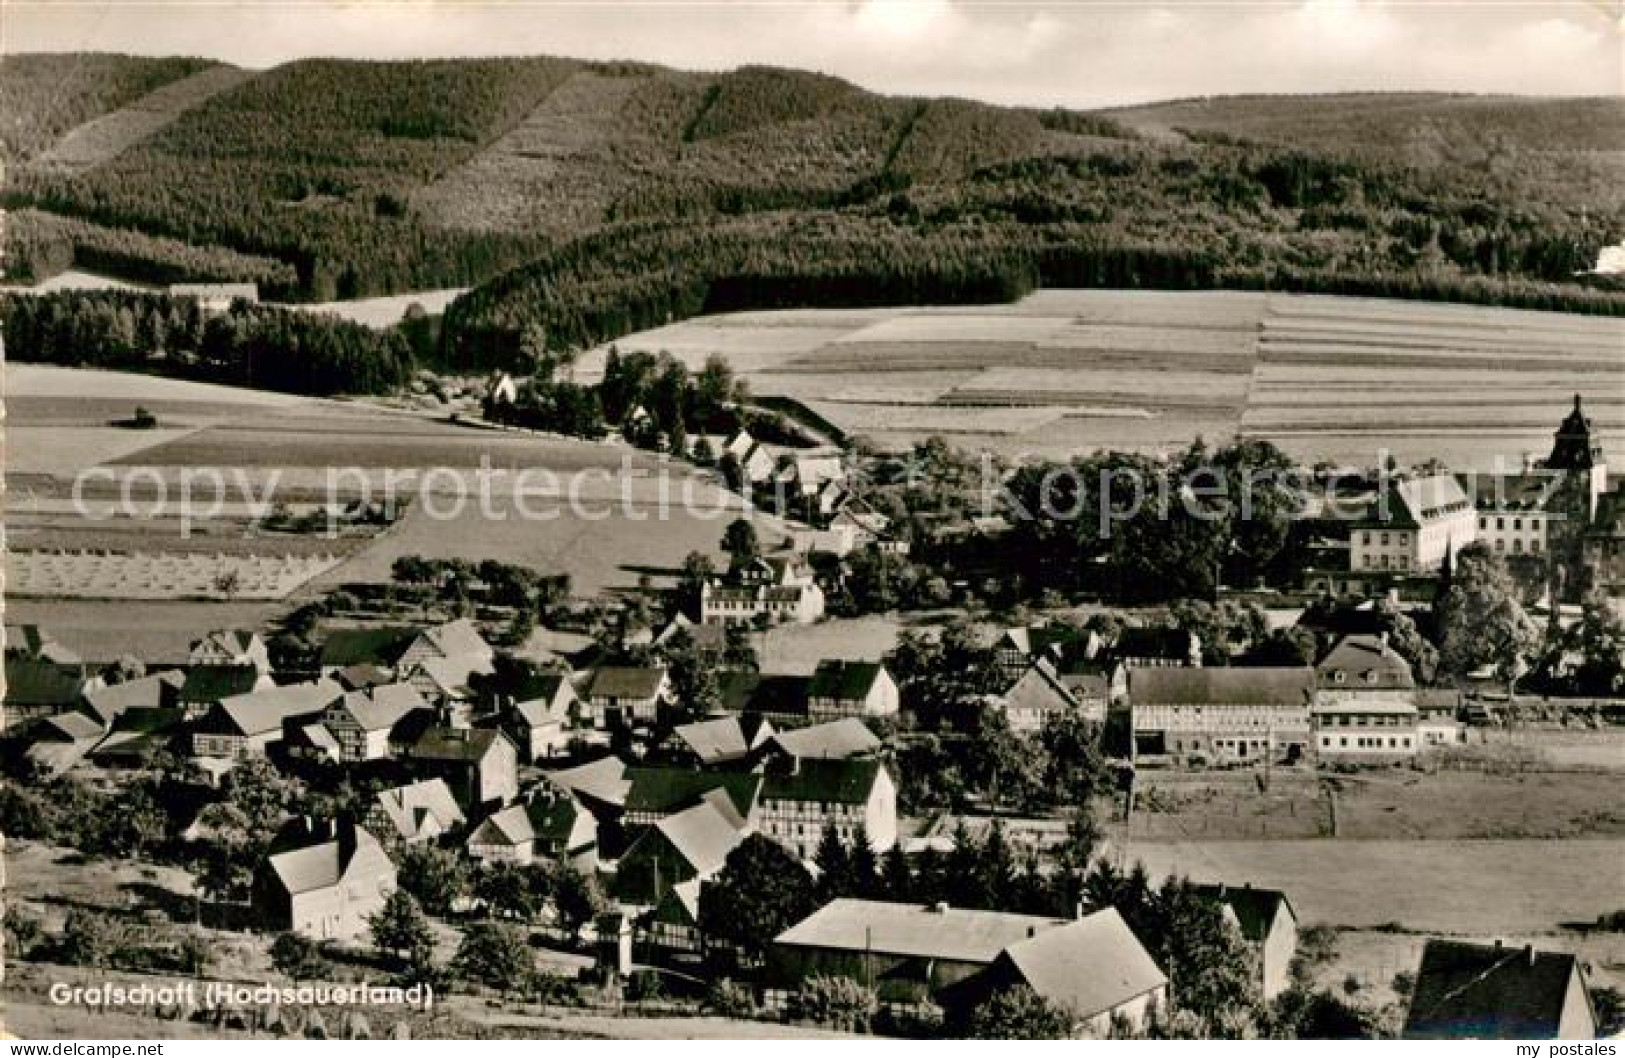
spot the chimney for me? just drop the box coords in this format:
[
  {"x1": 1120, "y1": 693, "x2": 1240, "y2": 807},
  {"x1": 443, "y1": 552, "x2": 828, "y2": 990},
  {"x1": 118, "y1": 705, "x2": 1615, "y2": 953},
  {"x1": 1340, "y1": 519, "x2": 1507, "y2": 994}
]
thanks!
[
  {"x1": 1525, "y1": 945, "x2": 1536, "y2": 967},
  {"x1": 1378, "y1": 631, "x2": 1389, "y2": 655},
  {"x1": 1027, "y1": 926, "x2": 1037, "y2": 938},
  {"x1": 930, "y1": 901, "x2": 950, "y2": 914}
]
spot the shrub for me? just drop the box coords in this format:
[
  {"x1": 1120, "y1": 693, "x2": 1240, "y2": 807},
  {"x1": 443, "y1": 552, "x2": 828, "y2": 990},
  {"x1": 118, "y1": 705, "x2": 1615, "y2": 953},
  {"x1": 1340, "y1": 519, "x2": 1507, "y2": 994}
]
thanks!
[{"x1": 706, "y1": 978, "x2": 756, "y2": 1018}]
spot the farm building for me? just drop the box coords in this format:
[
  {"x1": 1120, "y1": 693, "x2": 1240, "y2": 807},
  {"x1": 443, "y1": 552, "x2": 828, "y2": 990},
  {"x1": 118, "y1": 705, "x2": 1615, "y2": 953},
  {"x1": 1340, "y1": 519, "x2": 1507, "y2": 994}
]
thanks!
[
  {"x1": 666, "y1": 714, "x2": 776, "y2": 767},
  {"x1": 995, "y1": 657, "x2": 1088, "y2": 733},
  {"x1": 3, "y1": 657, "x2": 95, "y2": 728},
  {"x1": 718, "y1": 671, "x2": 812, "y2": 721},
  {"x1": 190, "y1": 679, "x2": 343, "y2": 758},
  {"x1": 178, "y1": 664, "x2": 274, "y2": 719},
  {"x1": 320, "y1": 683, "x2": 433, "y2": 762},
  {"x1": 400, "y1": 726, "x2": 518, "y2": 810},
  {"x1": 1311, "y1": 699, "x2": 1420, "y2": 763},
  {"x1": 615, "y1": 799, "x2": 746, "y2": 908},
  {"x1": 253, "y1": 818, "x2": 395, "y2": 943},
  {"x1": 188, "y1": 629, "x2": 272, "y2": 673},
  {"x1": 1129, "y1": 667, "x2": 1316, "y2": 763},
  {"x1": 767, "y1": 899, "x2": 1165, "y2": 1032},
  {"x1": 701, "y1": 554, "x2": 825, "y2": 627},
  {"x1": 622, "y1": 767, "x2": 761, "y2": 829},
  {"x1": 767, "y1": 717, "x2": 881, "y2": 762},
  {"x1": 1403, "y1": 940, "x2": 1598, "y2": 1040},
  {"x1": 466, "y1": 794, "x2": 596, "y2": 869}
]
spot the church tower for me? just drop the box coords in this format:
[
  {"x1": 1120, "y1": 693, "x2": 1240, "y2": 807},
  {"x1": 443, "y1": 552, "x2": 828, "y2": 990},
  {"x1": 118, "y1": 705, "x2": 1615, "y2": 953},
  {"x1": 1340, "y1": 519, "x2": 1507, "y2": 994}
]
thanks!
[{"x1": 1542, "y1": 394, "x2": 1608, "y2": 600}]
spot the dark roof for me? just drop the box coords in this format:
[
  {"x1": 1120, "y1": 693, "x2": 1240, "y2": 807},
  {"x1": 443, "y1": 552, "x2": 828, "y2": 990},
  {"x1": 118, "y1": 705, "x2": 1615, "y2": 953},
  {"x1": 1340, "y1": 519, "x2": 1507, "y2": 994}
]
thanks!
[
  {"x1": 1404, "y1": 940, "x2": 1592, "y2": 1040},
  {"x1": 334, "y1": 663, "x2": 393, "y2": 691},
  {"x1": 179, "y1": 665, "x2": 264, "y2": 703},
  {"x1": 1316, "y1": 635, "x2": 1415, "y2": 689},
  {"x1": 586, "y1": 666, "x2": 667, "y2": 701},
  {"x1": 1191, "y1": 884, "x2": 1295, "y2": 942},
  {"x1": 409, "y1": 726, "x2": 510, "y2": 763},
  {"x1": 318, "y1": 626, "x2": 414, "y2": 668},
  {"x1": 720, "y1": 672, "x2": 811, "y2": 717},
  {"x1": 809, "y1": 660, "x2": 886, "y2": 701},
  {"x1": 1129, "y1": 667, "x2": 1316, "y2": 707},
  {"x1": 624, "y1": 767, "x2": 762, "y2": 819},
  {"x1": 4, "y1": 658, "x2": 89, "y2": 708},
  {"x1": 1114, "y1": 627, "x2": 1197, "y2": 661},
  {"x1": 763, "y1": 757, "x2": 887, "y2": 805}
]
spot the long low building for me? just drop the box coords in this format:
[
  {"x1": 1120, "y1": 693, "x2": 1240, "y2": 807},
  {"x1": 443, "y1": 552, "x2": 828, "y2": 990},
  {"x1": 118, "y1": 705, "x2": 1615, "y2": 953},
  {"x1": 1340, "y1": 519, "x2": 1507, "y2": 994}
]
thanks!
[
  {"x1": 1129, "y1": 667, "x2": 1317, "y2": 763},
  {"x1": 766, "y1": 898, "x2": 1167, "y2": 1036}
]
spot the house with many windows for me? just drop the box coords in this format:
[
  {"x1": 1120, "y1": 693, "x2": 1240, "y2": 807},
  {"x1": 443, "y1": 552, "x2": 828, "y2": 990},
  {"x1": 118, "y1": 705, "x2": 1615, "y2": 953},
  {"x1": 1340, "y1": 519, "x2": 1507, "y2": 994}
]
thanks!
[
  {"x1": 701, "y1": 554, "x2": 825, "y2": 627},
  {"x1": 757, "y1": 757, "x2": 896, "y2": 860},
  {"x1": 1349, "y1": 475, "x2": 1476, "y2": 574},
  {"x1": 1129, "y1": 667, "x2": 1317, "y2": 762}
]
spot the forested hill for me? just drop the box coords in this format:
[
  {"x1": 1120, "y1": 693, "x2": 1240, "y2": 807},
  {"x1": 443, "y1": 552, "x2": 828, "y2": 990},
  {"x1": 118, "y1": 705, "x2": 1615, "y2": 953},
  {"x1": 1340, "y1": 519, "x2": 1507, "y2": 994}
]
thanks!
[{"x1": 4, "y1": 53, "x2": 1623, "y2": 366}]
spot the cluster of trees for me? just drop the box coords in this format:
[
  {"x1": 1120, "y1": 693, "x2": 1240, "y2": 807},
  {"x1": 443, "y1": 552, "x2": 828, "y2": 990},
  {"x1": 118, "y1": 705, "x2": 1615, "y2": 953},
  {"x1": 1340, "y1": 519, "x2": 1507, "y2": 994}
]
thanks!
[
  {"x1": 1, "y1": 290, "x2": 414, "y2": 395},
  {"x1": 0, "y1": 53, "x2": 217, "y2": 164},
  {"x1": 5, "y1": 208, "x2": 300, "y2": 290}
]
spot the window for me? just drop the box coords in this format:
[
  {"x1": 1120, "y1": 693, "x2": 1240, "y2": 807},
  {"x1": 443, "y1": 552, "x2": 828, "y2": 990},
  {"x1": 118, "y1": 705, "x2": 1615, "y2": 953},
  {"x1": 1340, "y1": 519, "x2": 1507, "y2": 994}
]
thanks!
[
  {"x1": 1531, "y1": 540, "x2": 1541, "y2": 553},
  {"x1": 1494, "y1": 539, "x2": 1504, "y2": 552},
  {"x1": 1362, "y1": 532, "x2": 1371, "y2": 545},
  {"x1": 1497, "y1": 517, "x2": 1505, "y2": 530},
  {"x1": 1513, "y1": 539, "x2": 1523, "y2": 553},
  {"x1": 1380, "y1": 532, "x2": 1390, "y2": 545},
  {"x1": 1513, "y1": 518, "x2": 1522, "y2": 530}
]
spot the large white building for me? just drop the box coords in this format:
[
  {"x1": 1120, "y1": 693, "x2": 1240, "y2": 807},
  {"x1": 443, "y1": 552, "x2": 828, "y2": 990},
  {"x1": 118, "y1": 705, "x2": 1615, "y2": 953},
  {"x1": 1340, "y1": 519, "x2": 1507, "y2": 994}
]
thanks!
[{"x1": 1350, "y1": 475, "x2": 1476, "y2": 574}]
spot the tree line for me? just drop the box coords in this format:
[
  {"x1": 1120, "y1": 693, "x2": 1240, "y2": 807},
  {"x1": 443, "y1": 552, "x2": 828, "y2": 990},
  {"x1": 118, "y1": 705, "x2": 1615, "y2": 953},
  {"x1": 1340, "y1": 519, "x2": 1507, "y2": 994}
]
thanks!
[{"x1": 1, "y1": 290, "x2": 414, "y2": 395}]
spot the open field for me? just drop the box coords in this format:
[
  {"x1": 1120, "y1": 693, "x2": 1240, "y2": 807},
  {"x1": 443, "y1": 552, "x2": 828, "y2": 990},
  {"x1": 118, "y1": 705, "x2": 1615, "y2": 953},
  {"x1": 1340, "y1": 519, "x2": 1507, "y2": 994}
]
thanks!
[
  {"x1": 585, "y1": 290, "x2": 1625, "y2": 467},
  {"x1": 9, "y1": 549, "x2": 345, "y2": 601},
  {"x1": 3, "y1": 598, "x2": 289, "y2": 664},
  {"x1": 1123, "y1": 838, "x2": 1625, "y2": 934},
  {"x1": 1122, "y1": 769, "x2": 1625, "y2": 841},
  {"x1": 755, "y1": 615, "x2": 906, "y2": 674}
]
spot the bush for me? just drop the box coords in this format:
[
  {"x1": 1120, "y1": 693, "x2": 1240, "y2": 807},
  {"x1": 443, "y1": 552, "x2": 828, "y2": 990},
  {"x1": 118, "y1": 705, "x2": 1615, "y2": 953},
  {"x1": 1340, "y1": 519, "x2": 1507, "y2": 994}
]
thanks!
[
  {"x1": 794, "y1": 976, "x2": 877, "y2": 1032},
  {"x1": 626, "y1": 969, "x2": 665, "y2": 1002},
  {"x1": 706, "y1": 978, "x2": 756, "y2": 1018}
]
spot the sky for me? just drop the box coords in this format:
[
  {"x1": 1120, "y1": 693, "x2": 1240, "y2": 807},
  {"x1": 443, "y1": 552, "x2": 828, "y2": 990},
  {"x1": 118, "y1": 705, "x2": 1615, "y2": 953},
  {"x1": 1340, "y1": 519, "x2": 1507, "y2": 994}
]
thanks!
[{"x1": 4, "y1": 1, "x2": 1622, "y2": 108}]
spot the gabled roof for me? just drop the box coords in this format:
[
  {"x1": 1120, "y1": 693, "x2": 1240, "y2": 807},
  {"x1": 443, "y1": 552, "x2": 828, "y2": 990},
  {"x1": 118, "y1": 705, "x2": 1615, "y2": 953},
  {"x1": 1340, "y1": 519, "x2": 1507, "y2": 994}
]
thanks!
[
  {"x1": 409, "y1": 652, "x2": 494, "y2": 697},
  {"x1": 1404, "y1": 940, "x2": 1593, "y2": 1040},
  {"x1": 374, "y1": 778, "x2": 464, "y2": 840},
  {"x1": 544, "y1": 755, "x2": 630, "y2": 807},
  {"x1": 1191, "y1": 884, "x2": 1296, "y2": 943},
  {"x1": 415, "y1": 618, "x2": 491, "y2": 661},
  {"x1": 1129, "y1": 667, "x2": 1316, "y2": 707},
  {"x1": 190, "y1": 629, "x2": 263, "y2": 659},
  {"x1": 470, "y1": 802, "x2": 536, "y2": 847},
  {"x1": 41, "y1": 710, "x2": 106, "y2": 742},
  {"x1": 775, "y1": 898, "x2": 1066, "y2": 965},
  {"x1": 332, "y1": 682, "x2": 430, "y2": 732},
  {"x1": 512, "y1": 674, "x2": 575, "y2": 726},
  {"x1": 763, "y1": 757, "x2": 886, "y2": 805},
  {"x1": 998, "y1": 908, "x2": 1168, "y2": 1019},
  {"x1": 809, "y1": 660, "x2": 887, "y2": 702},
  {"x1": 625, "y1": 767, "x2": 762, "y2": 819},
  {"x1": 82, "y1": 670, "x2": 183, "y2": 726},
  {"x1": 770, "y1": 718, "x2": 881, "y2": 761},
  {"x1": 650, "y1": 800, "x2": 747, "y2": 877},
  {"x1": 318, "y1": 626, "x2": 415, "y2": 668},
  {"x1": 1317, "y1": 634, "x2": 1415, "y2": 689},
  {"x1": 263, "y1": 819, "x2": 393, "y2": 896},
  {"x1": 179, "y1": 665, "x2": 267, "y2": 703},
  {"x1": 1001, "y1": 659, "x2": 1081, "y2": 716},
  {"x1": 586, "y1": 666, "x2": 667, "y2": 701},
  {"x1": 4, "y1": 658, "x2": 89, "y2": 708},
  {"x1": 673, "y1": 715, "x2": 771, "y2": 765},
  {"x1": 1361, "y1": 474, "x2": 1472, "y2": 529},
  {"x1": 333, "y1": 663, "x2": 393, "y2": 692},
  {"x1": 209, "y1": 679, "x2": 343, "y2": 737}
]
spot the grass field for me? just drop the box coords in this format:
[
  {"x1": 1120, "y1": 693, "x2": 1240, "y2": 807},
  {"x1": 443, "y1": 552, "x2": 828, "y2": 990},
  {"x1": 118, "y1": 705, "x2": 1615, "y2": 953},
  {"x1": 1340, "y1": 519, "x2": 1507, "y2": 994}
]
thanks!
[
  {"x1": 2, "y1": 598, "x2": 289, "y2": 664},
  {"x1": 1122, "y1": 838, "x2": 1625, "y2": 934},
  {"x1": 584, "y1": 290, "x2": 1625, "y2": 467}
]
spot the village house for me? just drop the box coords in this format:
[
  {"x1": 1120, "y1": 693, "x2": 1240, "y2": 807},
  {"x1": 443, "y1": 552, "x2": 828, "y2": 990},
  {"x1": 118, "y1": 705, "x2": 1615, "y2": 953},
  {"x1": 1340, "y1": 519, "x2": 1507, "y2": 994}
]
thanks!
[
  {"x1": 81, "y1": 670, "x2": 185, "y2": 729},
  {"x1": 542, "y1": 755, "x2": 631, "y2": 819},
  {"x1": 615, "y1": 798, "x2": 746, "y2": 908},
  {"x1": 757, "y1": 757, "x2": 897, "y2": 860},
  {"x1": 582, "y1": 665, "x2": 670, "y2": 728},
  {"x1": 405, "y1": 652, "x2": 495, "y2": 726},
  {"x1": 252, "y1": 818, "x2": 396, "y2": 943},
  {"x1": 1403, "y1": 939, "x2": 1598, "y2": 1040},
  {"x1": 24, "y1": 710, "x2": 107, "y2": 776},
  {"x1": 1129, "y1": 667, "x2": 1317, "y2": 763},
  {"x1": 723, "y1": 429, "x2": 778, "y2": 486},
  {"x1": 1315, "y1": 633, "x2": 1415, "y2": 700},
  {"x1": 807, "y1": 660, "x2": 899, "y2": 720},
  {"x1": 701, "y1": 554, "x2": 826, "y2": 627},
  {"x1": 319, "y1": 683, "x2": 432, "y2": 762},
  {"x1": 367, "y1": 778, "x2": 465, "y2": 846},
  {"x1": 767, "y1": 899, "x2": 1165, "y2": 1032},
  {"x1": 719, "y1": 671, "x2": 813, "y2": 722},
  {"x1": 1312, "y1": 699, "x2": 1420, "y2": 763},
  {"x1": 996, "y1": 657, "x2": 1090, "y2": 733},
  {"x1": 190, "y1": 680, "x2": 343, "y2": 758},
  {"x1": 317, "y1": 626, "x2": 417, "y2": 677},
  {"x1": 1350, "y1": 474, "x2": 1476, "y2": 575},
  {"x1": 399, "y1": 726, "x2": 519, "y2": 811},
  {"x1": 188, "y1": 629, "x2": 272, "y2": 673},
  {"x1": 467, "y1": 794, "x2": 597, "y2": 869},
  {"x1": 500, "y1": 673, "x2": 580, "y2": 761},
  {"x1": 995, "y1": 624, "x2": 1103, "y2": 684},
  {"x1": 86, "y1": 705, "x2": 188, "y2": 770},
  {"x1": 1192, "y1": 884, "x2": 1299, "y2": 1001}
]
